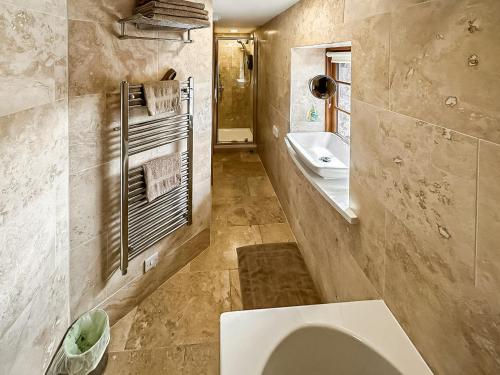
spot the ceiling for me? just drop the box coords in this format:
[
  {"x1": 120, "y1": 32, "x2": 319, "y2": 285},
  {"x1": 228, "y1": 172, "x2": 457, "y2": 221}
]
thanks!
[{"x1": 213, "y1": 0, "x2": 300, "y2": 33}]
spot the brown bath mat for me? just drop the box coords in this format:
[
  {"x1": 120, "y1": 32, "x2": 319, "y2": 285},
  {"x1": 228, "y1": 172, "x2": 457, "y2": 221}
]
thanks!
[{"x1": 237, "y1": 242, "x2": 322, "y2": 310}]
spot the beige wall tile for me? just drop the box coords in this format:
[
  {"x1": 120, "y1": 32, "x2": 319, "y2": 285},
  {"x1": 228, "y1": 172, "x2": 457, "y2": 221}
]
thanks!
[
  {"x1": 384, "y1": 211, "x2": 494, "y2": 374},
  {"x1": 0, "y1": 260, "x2": 69, "y2": 374},
  {"x1": 0, "y1": 4, "x2": 57, "y2": 117},
  {"x1": 0, "y1": 2, "x2": 70, "y2": 374},
  {"x1": 68, "y1": 20, "x2": 159, "y2": 96},
  {"x1": 344, "y1": 0, "x2": 426, "y2": 22},
  {"x1": 68, "y1": 0, "x2": 134, "y2": 23},
  {"x1": 477, "y1": 141, "x2": 500, "y2": 291},
  {"x1": 69, "y1": 160, "x2": 119, "y2": 248},
  {"x1": 0, "y1": 101, "x2": 67, "y2": 221},
  {"x1": 69, "y1": 94, "x2": 112, "y2": 174},
  {"x1": 159, "y1": 26, "x2": 213, "y2": 85},
  {"x1": 1, "y1": 0, "x2": 67, "y2": 17},
  {"x1": 349, "y1": 180, "x2": 385, "y2": 294},
  {"x1": 389, "y1": 0, "x2": 500, "y2": 143},
  {"x1": 0, "y1": 98, "x2": 69, "y2": 374},
  {"x1": 351, "y1": 13, "x2": 390, "y2": 108},
  {"x1": 69, "y1": 234, "x2": 108, "y2": 320}
]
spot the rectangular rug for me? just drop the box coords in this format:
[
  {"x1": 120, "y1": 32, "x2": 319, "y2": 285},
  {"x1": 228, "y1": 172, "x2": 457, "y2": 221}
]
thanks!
[{"x1": 237, "y1": 242, "x2": 322, "y2": 310}]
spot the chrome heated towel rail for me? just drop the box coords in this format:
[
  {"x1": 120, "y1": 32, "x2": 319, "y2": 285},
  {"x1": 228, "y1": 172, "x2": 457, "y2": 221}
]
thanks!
[{"x1": 120, "y1": 78, "x2": 194, "y2": 275}]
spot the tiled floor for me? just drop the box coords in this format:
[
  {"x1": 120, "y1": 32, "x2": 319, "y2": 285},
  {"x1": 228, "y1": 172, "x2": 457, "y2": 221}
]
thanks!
[{"x1": 104, "y1": 151, "x2": 295, "y2": 374}]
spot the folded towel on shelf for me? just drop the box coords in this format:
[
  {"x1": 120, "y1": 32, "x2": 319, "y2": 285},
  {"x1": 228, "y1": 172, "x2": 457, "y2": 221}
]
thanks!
[
  {"x1": 136, "y1": 1, "x2": 209, "y2": 17},
  {"x1": 140, "y1": 13, "x2": 210, "y2": 28},
  {"x1": 143, "y1": 153, "x2": 182, "y2": 202},
  {"x1": 136, "y1": 0, "x2": 206, "y2": 11},
  {"x1": 140, "y1": 8, "x2": 209, "y2": 21},
  {"x1": 143, "y1": 80, "x2": 181, "y2": 116}
]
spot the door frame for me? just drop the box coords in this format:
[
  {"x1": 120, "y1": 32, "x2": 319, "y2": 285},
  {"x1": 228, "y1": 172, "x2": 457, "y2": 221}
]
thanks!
[{"x1": 212, "y1": 33, "x2": 258, "y2": 150}]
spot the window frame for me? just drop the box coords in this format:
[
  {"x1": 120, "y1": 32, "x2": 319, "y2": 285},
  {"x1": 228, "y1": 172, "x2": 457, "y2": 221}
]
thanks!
[{"x1": 325, "y1": 47, "x2": 352, "y2": 144}]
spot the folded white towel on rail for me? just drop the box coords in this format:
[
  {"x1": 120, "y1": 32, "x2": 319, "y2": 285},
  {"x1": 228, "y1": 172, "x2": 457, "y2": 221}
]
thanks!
[
  {"x1": 143, "y1": 80, "x2": 181, "y2": 116},
  {"x1": 143, "y1": 153, "x2": 182, "y2": 202}
]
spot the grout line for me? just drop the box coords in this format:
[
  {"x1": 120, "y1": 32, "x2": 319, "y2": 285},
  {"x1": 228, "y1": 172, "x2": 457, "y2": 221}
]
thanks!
[
  {"x1": 388, "y1": 12, "x2": 392, "y2": 110},
  {"x1": 383, "y1": 207, "x2": 388, "y2": 297},
  {"x1": 352, "y1": 98, "x2": 486, "y2": 143},
  {"x1": 474, "y1": 140, "x2": 481, "y2": 287}
]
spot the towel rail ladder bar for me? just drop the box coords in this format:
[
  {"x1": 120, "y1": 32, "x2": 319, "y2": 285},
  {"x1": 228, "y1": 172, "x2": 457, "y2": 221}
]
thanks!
[
  {"x1": 120, "y1": 78, "x2": 194, "y2": 275},
  {"x1": 187, "y1": 77, "x2": 194, "y2": 225},
  {"x1": 120, "y1": 81, "x2": 130, "y2": 275}
]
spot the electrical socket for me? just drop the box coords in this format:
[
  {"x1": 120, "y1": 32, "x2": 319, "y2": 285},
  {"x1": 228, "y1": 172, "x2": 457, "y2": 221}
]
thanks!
[{"x1": 144, "y1": 252, "x2": 159, "y2": 273}]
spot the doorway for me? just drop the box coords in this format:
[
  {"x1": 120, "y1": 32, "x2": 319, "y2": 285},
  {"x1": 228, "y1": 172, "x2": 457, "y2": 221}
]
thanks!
[{"x1": 213, "y1": 34, "x2": 257, "y2": 149}]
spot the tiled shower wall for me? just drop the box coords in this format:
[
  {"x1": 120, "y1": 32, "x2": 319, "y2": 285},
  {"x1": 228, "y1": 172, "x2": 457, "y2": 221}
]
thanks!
[
  {"x1": 67, "y1": 0, "x2": 213, "y2": 323},
  {"x1": 256, "y1": 0, "x2": 500, "y2": 373},
  {"x1": 0, "y1": 0, "x2": 70, "y2": 373},
  {"x1": 217, "y1": 39, "x2": 254, "y2": 130}
]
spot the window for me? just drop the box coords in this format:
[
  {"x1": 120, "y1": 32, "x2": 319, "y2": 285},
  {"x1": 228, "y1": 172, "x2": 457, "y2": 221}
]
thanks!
[{"x1": 325, "y1": 48, "x2": 351, "y2": 143}]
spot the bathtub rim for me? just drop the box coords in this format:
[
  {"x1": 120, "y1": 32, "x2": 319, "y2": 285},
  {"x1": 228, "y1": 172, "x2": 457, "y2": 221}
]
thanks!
[{"x1": 220, "y1": 300, "x2": 433, "y2": 375}]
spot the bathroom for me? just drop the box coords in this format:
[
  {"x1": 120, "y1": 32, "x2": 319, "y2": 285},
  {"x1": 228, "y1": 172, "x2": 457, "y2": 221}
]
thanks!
[{"x1": 0, "y1": 0, "x2": 499, "y2": 374}]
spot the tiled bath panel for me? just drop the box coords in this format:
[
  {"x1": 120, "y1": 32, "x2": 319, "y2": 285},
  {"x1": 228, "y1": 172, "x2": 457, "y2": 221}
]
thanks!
[{"x1": 104, "y1": 151, "x2": 295, "y2": 374}]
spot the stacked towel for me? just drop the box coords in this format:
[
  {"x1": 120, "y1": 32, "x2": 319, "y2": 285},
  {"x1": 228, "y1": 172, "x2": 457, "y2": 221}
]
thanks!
[
  {"x1": 135, "y1": 0, "x2": 210, "y2": 28},
  {"x1": 143, "y1": 153, "x2": 182, "y2": 202},
  {"x1": 143, "y1": 80, "x2": 181, "y2": 116}
]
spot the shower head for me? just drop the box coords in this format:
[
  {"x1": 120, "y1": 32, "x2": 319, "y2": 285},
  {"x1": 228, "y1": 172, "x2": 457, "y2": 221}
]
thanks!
[{"x1": 237, "y1": 40, "x2": 248, "y2": 53}]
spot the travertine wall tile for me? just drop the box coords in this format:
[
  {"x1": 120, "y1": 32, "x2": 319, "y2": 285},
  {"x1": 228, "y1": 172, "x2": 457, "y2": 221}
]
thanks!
[
  {"x1": 68, "y1": 0, "x2": 134, "y2": 23},
  {"x1": 344, "y1": 0, "x2": 427, "y2": 22},
  {"x1": 390, "y1": 0, "x2": 500, "y2": 143},
  {"x1": 69, "y1": 160, "x2": 119, "y2": 248},
  {"x1": 477, "y1": 141, "x2": 500, "y2": 291},
  {"x1": 68, "y1": 20, "x2": 158, "y2": 96},
  {"x1": 0, "y1": 1, "x2": 69, "y2": 373},
  {"x1": 349, "y1": 180, "x2": 385, "y2": 294},
  {"x1": 0, "y1": 4, "x2": 57, "y2": 117},
  {"x1": 1, "y1": 0, "x2": 67, "y2": 17},
  {"x1": 69, "y1": 234, "x2": 108, "y2": 320},
  {"x1": 215, "y1": 39, "x2": 255, "y2": 131},
  {"x1": 351, "y1": 13, "x2": 390, "y2": 108},
  {"x1": 68, "y1": 94, "x2": 110, "y2": 173},
  {"x1": 384, "y1": 212, "x2": 474, "y2": 374}
]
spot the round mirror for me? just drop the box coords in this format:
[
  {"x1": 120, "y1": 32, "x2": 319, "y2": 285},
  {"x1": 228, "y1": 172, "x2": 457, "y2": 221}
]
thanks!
[{"x1": 308, "y1": 75, "x2": 337, "y2": 100}]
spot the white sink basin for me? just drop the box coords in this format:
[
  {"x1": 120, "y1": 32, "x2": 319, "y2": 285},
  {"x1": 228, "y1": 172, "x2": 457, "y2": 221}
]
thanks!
[
  {"x1": 286, "y1": 132, "x2": 349, "y2": 179},
  {"x1": 220, "y1": 301, "x2": 433, "y2": 375}
]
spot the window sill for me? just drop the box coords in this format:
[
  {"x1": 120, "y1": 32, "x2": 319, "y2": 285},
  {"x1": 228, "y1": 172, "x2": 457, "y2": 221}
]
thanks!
[{"x1": 284, "y1": 138, "x2": 359, "y2": 225}]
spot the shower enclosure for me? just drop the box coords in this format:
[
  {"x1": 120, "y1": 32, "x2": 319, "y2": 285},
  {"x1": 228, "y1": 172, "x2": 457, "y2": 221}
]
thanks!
[{"x1": 213, "y1": 34, "x2": 257, "y2": 148}]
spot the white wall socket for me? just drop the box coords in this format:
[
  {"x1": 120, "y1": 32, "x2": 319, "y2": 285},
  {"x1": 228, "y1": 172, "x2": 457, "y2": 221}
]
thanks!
[
  {"x1": 144, "y1": 252, "x2": 159, "y2": 273},
  {"x1": 272, "y1": 125, "x2": 279, "y2": 139}
]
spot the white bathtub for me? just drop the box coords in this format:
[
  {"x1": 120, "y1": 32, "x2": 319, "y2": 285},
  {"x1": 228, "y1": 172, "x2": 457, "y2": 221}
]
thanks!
[
  {"x1": 286, "y1": 132, "x2": 349, "y2": 179},
  {"x1": 220, "y1": 301, "x2": 433, "y2": 375}
]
